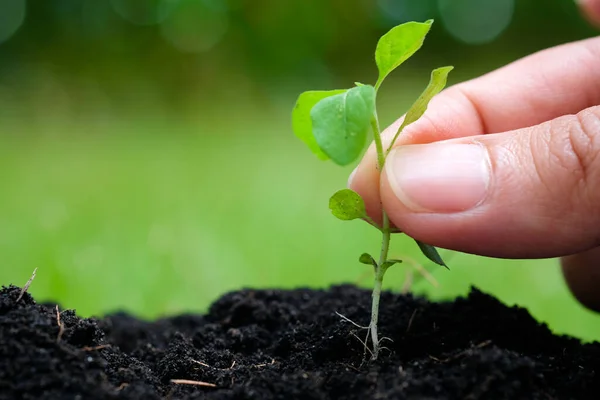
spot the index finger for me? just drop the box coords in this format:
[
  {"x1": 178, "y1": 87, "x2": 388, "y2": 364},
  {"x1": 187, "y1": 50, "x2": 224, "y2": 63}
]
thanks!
[{"x1": 579, "y1": 0, "x2": 600, "y2": 27}]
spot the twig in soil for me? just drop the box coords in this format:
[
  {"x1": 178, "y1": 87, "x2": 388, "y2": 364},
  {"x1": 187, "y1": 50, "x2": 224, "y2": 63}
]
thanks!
[
  {"x1": 253, "y1": 359, "x2": 276, "y2": 368},
  {"x1": 16, "y1": 268, "x2": 38, "y2": 302},
  {"x1": 335, "y1": 311, "x2": 369, "y2": 329},
  {"x1": 191, "y1": 359, "x2": 211, "y2": 368},
  {"x1": 429, "y1": 340, "x2": 493, "y2": 363},
  {"x1": 170, "y1": 379, "x2": 217, "y2": 388},
  {"x1": 55, "y1": 305, "x2": 65, "y2": 342},
  {"x1": 82, "y1": 344, "x2": 111, "y2": 351},
  {"x1": 405, "y1": 309, "x2": 418, "y2": 334},
  {"x1": 191, "y1": 359, "x2": 236, "y2": 370},
  {"x1": 117, "y1": 383, "x2": 129, "y2": 391}
]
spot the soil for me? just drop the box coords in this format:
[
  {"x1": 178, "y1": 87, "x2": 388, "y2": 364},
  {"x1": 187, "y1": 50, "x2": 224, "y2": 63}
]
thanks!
[{"x1": 1, "y1": 283, "x2": 599, "y2": 400}]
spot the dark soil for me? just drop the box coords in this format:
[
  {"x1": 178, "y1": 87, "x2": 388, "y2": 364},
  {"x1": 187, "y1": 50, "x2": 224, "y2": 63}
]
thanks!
[{"x1": 1, "y1": 284, "x2": 599, "y2": 400}]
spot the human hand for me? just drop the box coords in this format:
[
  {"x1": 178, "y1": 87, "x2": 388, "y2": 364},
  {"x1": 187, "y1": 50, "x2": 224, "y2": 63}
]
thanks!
[
  {"x1": 348, "y1": 5, "x2": 600, "y2": 310},
  {"x1": 579, "y1": 0, "x2": 600, "y2": 27}
]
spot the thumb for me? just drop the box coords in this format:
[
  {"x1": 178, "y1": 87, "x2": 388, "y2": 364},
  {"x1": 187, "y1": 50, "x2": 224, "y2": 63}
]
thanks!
[{"x1": 379, "y1": 106, "x2": 600, "y2": 258}]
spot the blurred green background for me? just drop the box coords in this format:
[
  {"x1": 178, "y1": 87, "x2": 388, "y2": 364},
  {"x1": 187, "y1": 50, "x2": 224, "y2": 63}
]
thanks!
[{"x1": 1, "y1": 0, "x2": 600, "y2": 341}]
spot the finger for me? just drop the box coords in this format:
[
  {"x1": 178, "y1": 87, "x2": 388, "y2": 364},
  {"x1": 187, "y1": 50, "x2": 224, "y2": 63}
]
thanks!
[
  {"x1": 561, "y1": 246, "x2": 600, "y2": 312},
  {"x1": 379, "y1": 105, "x2": 600, "y2": 258},
  {"x1": 578, "y1": 0, "x2": 600, "y2": 27},
  {"x1": 350, "y1": 36, "x2": 600, "y2": 225}
]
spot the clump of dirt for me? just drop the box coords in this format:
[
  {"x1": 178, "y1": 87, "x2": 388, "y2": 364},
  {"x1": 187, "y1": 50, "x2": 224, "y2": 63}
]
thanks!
[{"x1": 1, "y1": 283, "x2": 599, "y2": 399}]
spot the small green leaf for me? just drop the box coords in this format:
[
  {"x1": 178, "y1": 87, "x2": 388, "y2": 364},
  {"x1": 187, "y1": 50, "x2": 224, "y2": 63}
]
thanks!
[
  {"x1": 329, "y1": 189, "x2": 367, "y2": 221},
  {"x1": 375, "y1": 20, "x2": 433, "y2": 90},
  {"x1": 415, "y1": 240, "x2": 448, "y2": 269},
  {"x1": 381, "y1": 259, "x2": 403, "y2": 270},
  {"x1": 387, "y1": 66, "x2": 453, "y2": 151},
  {"x1": 359, "y1": 253, "x2": 377, "y2": 268},
  {"x1": 292, "y1": 90, "x2": 347, "y2": 160},
  {"x1": 311, "y1": 85, "x2": 376, "y2": 166}
]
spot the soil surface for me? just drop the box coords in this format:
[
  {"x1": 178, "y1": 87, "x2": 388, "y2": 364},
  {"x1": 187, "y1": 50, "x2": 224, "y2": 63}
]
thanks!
[{"x1": 1, "y1": 284, "x2": 599, "y2": 399}]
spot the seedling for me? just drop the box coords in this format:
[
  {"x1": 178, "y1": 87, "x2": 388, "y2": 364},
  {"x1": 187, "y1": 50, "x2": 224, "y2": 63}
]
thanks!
[{"x1": 292, "y1": 20, "x2": 452, "y2": 360}]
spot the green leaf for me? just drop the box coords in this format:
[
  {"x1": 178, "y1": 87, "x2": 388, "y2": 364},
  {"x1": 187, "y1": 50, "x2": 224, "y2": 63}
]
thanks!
[
  {"x1": 381, "y1": 259, "x2": 403, "y2": 270},
  {"x1": 375, "y1": 20, "x2": 433, "y2": 90},
  {"x1": 292, "y1": 90, "x2": 347, "y2": 160},
  {"x1": 387, "y1": 66, "x2": 453, "y2": 151},
  {"x1": 415, "y1": 240, "x2": 448, "y2": 269},
  {"x1": 359, "y1": 253, "x2": 377, "y2": 268},
  {"x1": 311, "y1": 85, "x2": 376, "y2": 166},
  {"x1": 329, "y1": 189, "x2": 367, "y2": 221}
]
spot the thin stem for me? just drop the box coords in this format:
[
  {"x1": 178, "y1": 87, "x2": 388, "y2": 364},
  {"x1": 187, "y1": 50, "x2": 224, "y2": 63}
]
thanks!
[
  {"x1": 370, "y1": 115, "x2": 386, "y2": 171},
  {"x1": 368, "y1": 111, "x2": 392, "y2": 360},
  {"x1": 369, "y1": 263, "x2": 386, "y2": 359},
  {"x1": 378, "y1": 214, "x2": 391, "y2": 264},
  {"x1": 385, "y1": 120, "x2": 408, "y2": 157}
]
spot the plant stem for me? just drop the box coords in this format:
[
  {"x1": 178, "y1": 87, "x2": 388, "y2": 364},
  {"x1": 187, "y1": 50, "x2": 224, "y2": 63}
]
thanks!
[
  {"x1": 369, "y1": 258, "x2": 386, "y2": 359},
  {"x1": 369, "y1": 113, "x2": 392, "y2": 360},
  {"x1": 371, "y1": 116, "x2": 386, "y2": 171}
]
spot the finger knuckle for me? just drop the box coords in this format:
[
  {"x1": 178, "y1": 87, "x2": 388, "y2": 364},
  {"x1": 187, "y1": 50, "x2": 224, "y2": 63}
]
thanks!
[
  {"x1": 529, "y1": 108, "x2": 600, "y2": 225},
  {"x1": 563, "y1": 107, "x2": 600, "y2": 216}
]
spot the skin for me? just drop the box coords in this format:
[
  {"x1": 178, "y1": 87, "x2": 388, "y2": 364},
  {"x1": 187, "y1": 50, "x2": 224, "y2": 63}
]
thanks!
[{"x1": 349, "y1": 0, "x2": 600, "y2": 311}]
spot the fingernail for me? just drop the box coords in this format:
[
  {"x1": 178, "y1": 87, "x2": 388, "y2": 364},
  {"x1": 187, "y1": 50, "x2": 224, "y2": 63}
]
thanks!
[
  {"x1": 386, "y1": 143, "x2": 491, "y2": 213},
  {"x1": 347, "y1": 166, "x2": 358, "y2": 188}
]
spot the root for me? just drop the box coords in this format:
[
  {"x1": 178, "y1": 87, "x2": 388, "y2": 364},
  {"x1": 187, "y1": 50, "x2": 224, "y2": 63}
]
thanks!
[
  {"x1": 378, "y1": 336, "x2": 393, "y2": 344},
  {"x1": 336, "y1": 311, "x2": 375, "y2": 359},
  {"x1": 335, "y1": 311, "x2": 369, "y2": 330},
  {"x1": 350, "y1": 332, "x2": 373, "y2": 359}
]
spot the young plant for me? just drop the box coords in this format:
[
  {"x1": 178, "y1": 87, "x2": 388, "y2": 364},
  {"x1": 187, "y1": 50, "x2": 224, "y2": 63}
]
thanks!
[{"x1": 292, "y1": 20, "x2": 452, "y2": 360}]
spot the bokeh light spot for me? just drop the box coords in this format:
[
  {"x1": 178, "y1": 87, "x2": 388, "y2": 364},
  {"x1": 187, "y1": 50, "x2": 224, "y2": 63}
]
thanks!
[
  {"x1": 110, "y1": 0, "x2": 179, "y2": 26},
  {"x1": 0, "y1": 0, "x2": 26, "y2": 45},
  {"x1": 160, "y1": 0, "x2": 228, "y2": 54},
  {"x1": 438, "y1": 0, "x2": 514, "y2": 45},
  {"x1": 378, "y1": 0, "x2": 437, "y2": 24}
]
